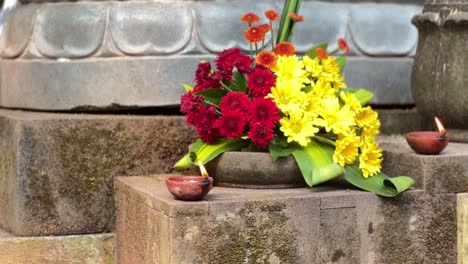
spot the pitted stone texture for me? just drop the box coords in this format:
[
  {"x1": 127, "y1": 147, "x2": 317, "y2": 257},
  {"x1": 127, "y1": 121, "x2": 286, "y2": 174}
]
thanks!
[
  {"x1": 380, "y1": 136, "x2": 468, "y2": 193},
  {"x1": 109, "y1": 3, "x2": 192, "y2": 55},
  {"x1": 349, "y1": 4, "x2": 420, "y2": 56},
  {"x1": 458, "y1": 193, "x2": 468, "y2": 264},
  {"x1": 1, "y1": 1, "x2": 421, "y2": 59},
  {"x1": 0, "y1": 57, "x2": 414, "y2": 110},
  {"x1": 115, "y1": 176, "x2": 457, "y2": 264},
  {"x1": 0, "y1": 109, "x2": 197, "y2": 236},
  {"x1": 377, "y1": 109, "x2": 424, "y2": 135},
  {"x1": 0, "y1": 231, "x2": 115, "y2": 264}
]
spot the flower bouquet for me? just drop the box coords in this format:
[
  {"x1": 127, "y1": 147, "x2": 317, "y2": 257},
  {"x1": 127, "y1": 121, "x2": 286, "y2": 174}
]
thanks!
[{"x1": 174, "y1": 0, "x2": 414, "y2": 196}]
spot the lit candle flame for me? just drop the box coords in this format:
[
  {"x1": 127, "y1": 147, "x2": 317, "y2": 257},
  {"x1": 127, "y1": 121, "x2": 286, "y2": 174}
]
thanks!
[
  {"x1": 435, "y1": 117, "x2": 445, "y2": 133},
  {"x1": 198, "y1": 161, "x2": 209, "y2": 177}
]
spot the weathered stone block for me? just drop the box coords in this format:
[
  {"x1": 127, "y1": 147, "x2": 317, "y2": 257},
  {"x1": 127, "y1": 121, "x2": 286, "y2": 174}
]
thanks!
[
  {"x1": 459, "y1": 193, "x2": 468, "y2": 264},
  {"x1": 380, "y1": 136, "x2": 468, "y2": 193},
  {"x1": 377, "y1": 108, "x2": 424, "y2": 135},
  {"x1": 0, "y1": 109, "x2": 197, "y2": 236},
  {"x1": 115, "y1": 176, "x2": 457, "y2": 264},
  {"x1": 0, "y1": 228, "x2": 115, "y2": 264}
]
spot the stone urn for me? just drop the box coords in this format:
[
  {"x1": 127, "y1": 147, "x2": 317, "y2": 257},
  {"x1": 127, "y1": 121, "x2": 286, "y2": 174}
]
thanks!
[
  {"x1": 205, "y1": 151, "x2": 307, "y2": 189},
  {"x1": 411, "y1": 0, "x2": 468, "y2": 128}
]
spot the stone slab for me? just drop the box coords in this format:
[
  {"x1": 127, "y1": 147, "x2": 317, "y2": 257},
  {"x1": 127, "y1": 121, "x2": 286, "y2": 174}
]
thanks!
[
  {"x1": 459, "y1": 193, "x2": 468, "y2": 264},
  {"x1": 377, "y1": 108, "x2": 424, "y2": 135},
  {"x1": 0, "y1": 229, "x2": 115, "y2": 264},
  {"x1": 115, "y1": 176, "x2": 457, "y2": 264},
  {"x1": 0, "y1": 57, "x2": 415, "y2": 111},
  {"x1": 380, "y1": 135, "x2": 468, "y2": 193},
  {"x1": 0, "y1": 109, "x2": 197, "y2": 236}
]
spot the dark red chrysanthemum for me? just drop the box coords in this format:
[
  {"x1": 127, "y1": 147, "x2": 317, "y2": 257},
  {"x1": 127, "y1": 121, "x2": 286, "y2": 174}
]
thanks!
[
  {"x1": 215, "y1": 48, "x2": 243, "y2": 80},
  {"x1": 248, "y1": 122, "x2": 275, "y2": 148},
  {"x1": 265, "y1": 9, "x2": 279, "y2": 21},
  {"x1": 192, "y1": 105, "x2": 220, "y2": 143},
  {"x1": 247, "y1": 98, "x2": 280, "y2": 127},
  {"x1": 219, "y1": 92, "x2": 251, "y2": 113},
  {"x1": 180, "y1": 92, "x2": 204, "y2": 116},
  {"x1": 241, "y1": 12, "x2": 260, "y2": 24},
  {"x1": 194, "y1": 62, "x2": 212, "y2": 86},
  {"x1": 247, "y1": 66, "x2": 276, "y2": 98},
  {"x1": 193, "y1": 72, "x2": 222, "y2": 92},
  {"x1": 234, "y1": 54, "x2": 254, "y2": 74},
  {"x1": 255, "y1": 51, "x2": 277, "y2": 69},
  {"x1": 274, "y1": 41, "x2": 296, "y2": 56},
  {"x1": 337, "y1": 38, "x2": 350, "y2": 52},
  {"x1": 216, "y1": 110, "x2": 247, "y2": 139},
  {"x1": 244, "y1": 26, "x2": 265, "y2": 44},
  {"x1": 289, "y1": 13, "x2": 304, "y2": 22},
  {"x1": 316, "y1": 48, "x2": 328, "y2": 59}
]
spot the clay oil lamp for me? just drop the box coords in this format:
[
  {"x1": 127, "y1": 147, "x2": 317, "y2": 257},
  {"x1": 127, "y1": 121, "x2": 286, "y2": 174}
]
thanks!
[
  {"x1": 405, "y1": 117, "x2": 450, "y2": 155},
  {"x1": 166, "y1": 161, "x2": 214, "y2": 201}
]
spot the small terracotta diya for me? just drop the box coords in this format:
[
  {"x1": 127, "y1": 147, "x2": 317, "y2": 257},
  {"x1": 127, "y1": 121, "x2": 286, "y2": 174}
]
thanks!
[
  {"x1": 166, "y1": 162, "x2": 213, "y2": 201},
  {"x1": 405, "y1": 117, "x2": 449, "y2": 155}
]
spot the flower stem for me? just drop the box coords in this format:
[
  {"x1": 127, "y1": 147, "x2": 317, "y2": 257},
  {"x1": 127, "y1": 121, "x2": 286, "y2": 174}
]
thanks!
[
  {"x1": 314, "y1": 135, "x2": 336, "y2": 147},
  {"x1": 270, "y1": 20, "x2": 275, "y2": 50}
]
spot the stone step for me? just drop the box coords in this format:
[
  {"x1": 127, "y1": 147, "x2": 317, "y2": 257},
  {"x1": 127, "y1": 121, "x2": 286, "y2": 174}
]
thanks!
[
  {"x1": 114, "y1": 175, "x2": 456, "y2": 264},
  {"x1": 0, "y1": 109, "x2": 197, "y2": 236},
  {"x1": 0, "y1": 228, "x2": 115, "y2": 264}
]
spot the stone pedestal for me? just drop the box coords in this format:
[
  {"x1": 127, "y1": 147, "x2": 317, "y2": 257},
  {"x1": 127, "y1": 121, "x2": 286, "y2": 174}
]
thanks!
[
  {"x1": 0, "y1": 1, "x2": 421, "y2": 111},
  {"x1": 0, "y1": 109, "x2": 197, "y2": 236}
]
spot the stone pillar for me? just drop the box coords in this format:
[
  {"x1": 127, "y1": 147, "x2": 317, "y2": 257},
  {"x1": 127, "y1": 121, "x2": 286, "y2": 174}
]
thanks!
[{"x1": 0, "y1": 0, "x2": 422, "y2": 111}]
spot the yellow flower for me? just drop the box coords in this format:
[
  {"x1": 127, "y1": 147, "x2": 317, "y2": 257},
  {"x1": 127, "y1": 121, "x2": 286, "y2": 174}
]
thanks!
[
  {"x1": 268, "y1": 79, "x2": 304, "y2": 114},
  {"x1": 302, "y1": 56, "x2": 322, "y2": 78},
  {"x1": 312, "y1": 79, "x2": 336, "y2": 99},
  {"x1": 272, "y1": 55, "x2": 309, "y2": 83},
  {"x1": 356, "y1": 106, "x2": 379, "y2": 128},
  {"x1": 318, "y1": 97, "x2": 355, "y2": 136},
  {"x1": 359, "y1": 140, "x2": 383, "y2": 178},
  {"x1": 322, "y1": 57, "x2": 340, "y2": 75},
  {"x1": 360, "y1": 119, "x2": 381, "y2": 142},
  {"x1": 279, "y1": 112, "x2": 319, "y2": 147},
  {"x1": 333, "y1": 130, "x2": 361, "y2": 166},
  {"x1": 340, "y1": 92, "x2": 362, "y2": 113},
  {"x1": 301, "y1": 91, "x2": 321, "y2": 116},
  {"x1": 319, "y1": 57, "x2": 346, "y2": 89}
]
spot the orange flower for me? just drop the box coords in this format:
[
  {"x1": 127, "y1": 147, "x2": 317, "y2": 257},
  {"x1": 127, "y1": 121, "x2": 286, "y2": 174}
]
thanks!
[
  {"x1": 265, "y1": 9, "x2": 279, "y2": 21},
  {"x1": 256, "y1": 51, "x2": 277, "y2": 68},
  {"x1": 338, "y1": 38, "x2": 350, "y2": 52},
  {"x1": 241, "y1": 12, "x2": 260, "y2": 24},
  {"x1": 259, "y1": 23, "x2": 271, "y2": 33},
  {"x1": 244, "y1": 26, "x2": 266, "y2": 43},
  {"x1": 289, "y1": 13, "x2": 304, "y2": 22},
  {"x1": 274, "y1": 41, "x2": 296, "y2": 56},
  {"x1": 316, "y1": 48, "x2": 328, "y2": 59}
]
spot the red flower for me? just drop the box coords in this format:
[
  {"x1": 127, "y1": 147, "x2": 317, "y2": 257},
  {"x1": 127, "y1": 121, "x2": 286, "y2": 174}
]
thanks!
[
  {"x1": 234, "y1": 54, "x2": 254, "y2": 74},
  {"x1": 215, "y1": 48, "x2": 242, "y2": 80},
  {"x1": 192, "y1": 105, "x2": 220, "y2": 143},
  {"x1": 180, "y1": 92, "x2": 204, "y2": 116},
  {"x1": 216, "y1": 111, "x2": 247, "y2": 139},
  {"x1": 241, "y1": 12, "x2": 260, "y2": 24},
  {"x1": 244, "y1": 26, "x2": 265, "y2": 44},
  {"x1": 248, "y1": 122, "x2": 275, "y2": 148},
  {"x1": 265, "y1": 9, "x2": 279, "y2": 21},
  {"x1": 256, "y1": 51, "x2": 277, "y2": 69},
  {"x1": 194, "y1": 62, "x2": 211, "y2": 86},
  {"x1": 219, "y1": 92, "x2": 251, "y2": 113},
  {"x1": 289, "y1": 13, "x2": 304, "y2": 22},
  {"x1": 248, "y1": 66, "x2": 276, "y2": 98},
  {"x1": 247, "y1": 98, "x2": 280, "y2": 127},
  {"x1": 274, "y1": 41, "x2": 296, "y2": 56},
  {"x1": 316, "y1": 48, "x2": 328, "y2": 59},
  {"x1": 193, "y1": 72, "x2": 222, "y2": 92},
  {"x1": 338, "y1": 38, "x2": 350, "y2": 52},
  {"x1": 258, "y1": 23, "x2": 271, "y2": 33}
]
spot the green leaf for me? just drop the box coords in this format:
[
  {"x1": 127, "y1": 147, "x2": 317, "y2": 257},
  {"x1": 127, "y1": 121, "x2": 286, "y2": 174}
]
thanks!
[
  {"x1": 336, "y1": 57, "x2": 346, "y2": 73},
  {"x1": 269, "y1": 143, "x2": 294, "y2": 161},
  {"x1": 182, "y1": 83, "x2": 193, "y2": 92},
  {"x1": 305, "y1": 43, "x2": 328, "y2": 59},
  {"x1": 343, "y1": 165, "x2": 415, "y2": 197},
  {"x1": 291, "y1": 140, "x2": 344, "y2": 186},
  {"x1": 174, "y1": 139, "x2": 206, "y2": 169},
  {"x1": 229, "y1": 69, "x2": 247, "y2": 93},
  {"x1": 277, "y1": 0, "x2": 300, "y2": 43},
  {"x1": 341, "y1": 88, "x2": 374, "y2": 106},
  {"x1": 195, "y1": 88, "x2": 228, "y2": 106},
  {"x1": 192, "y1": 139, "x2": 249, "y2": 164}
]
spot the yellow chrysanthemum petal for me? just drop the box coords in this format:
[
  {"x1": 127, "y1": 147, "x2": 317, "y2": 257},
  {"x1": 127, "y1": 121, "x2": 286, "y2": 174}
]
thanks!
[
  {"x1": 318, "y1": 97, "x2": 355, "y2": 136},
  {"x1": 272, "y1": 55, "x2": 310, "y2": 84},
  {"x1": 333, "y1": 130, "x2": 361, "y2": 166},
  {"x1": 267, "y1": 79, "x2": 304, "y2": 115},
  {"x1": 279, "y1": 112, "x2": 319, "y2": 147},
  {"x1": 359, "y1": 140, "x2": 383, "y2": 178}
]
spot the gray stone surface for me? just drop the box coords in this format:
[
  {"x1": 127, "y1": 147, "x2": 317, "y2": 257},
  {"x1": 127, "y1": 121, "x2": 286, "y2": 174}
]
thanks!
[
  {"x1": 0, "y1": 230, "x2": 115, "y2": 264},
  {"x1": 377, "y1": 108, "x2": 425, "y2": 134},
  {"x1": 114, "y1": 175, "x2": 457, "y2": 264},
  {"x1": 0, "y1": 109, "x2": 197, "y2": 236}
]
